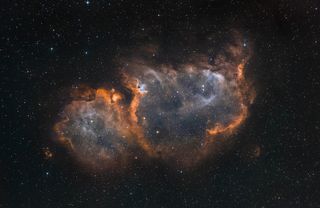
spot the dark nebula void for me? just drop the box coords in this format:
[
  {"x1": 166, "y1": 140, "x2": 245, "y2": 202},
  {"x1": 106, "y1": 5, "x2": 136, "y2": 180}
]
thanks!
[{"x1": 53, "y1": 34, "x2": 255, "y2": 170}]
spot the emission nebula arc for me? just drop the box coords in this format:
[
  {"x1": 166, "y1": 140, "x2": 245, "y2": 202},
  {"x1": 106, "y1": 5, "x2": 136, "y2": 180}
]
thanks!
[{"x1": 53, "y1": 34, "x2": 255, "y2": 170}]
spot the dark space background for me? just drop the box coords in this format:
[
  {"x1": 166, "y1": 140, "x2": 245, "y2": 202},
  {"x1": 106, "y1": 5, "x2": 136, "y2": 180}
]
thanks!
[{"x1": 1, "y1": 0, "x2": 320, "y2": 207}]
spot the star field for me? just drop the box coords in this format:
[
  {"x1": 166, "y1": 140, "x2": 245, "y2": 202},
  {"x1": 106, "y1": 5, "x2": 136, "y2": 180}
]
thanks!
[{"x1": 1, "y1": 0, "x2": 320, "y2": 207}]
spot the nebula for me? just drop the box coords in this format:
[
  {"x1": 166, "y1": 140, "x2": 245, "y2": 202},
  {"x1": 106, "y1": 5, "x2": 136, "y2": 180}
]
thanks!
[{"x1": 53, "y1": 34, "x2": 255, "y2": 170}]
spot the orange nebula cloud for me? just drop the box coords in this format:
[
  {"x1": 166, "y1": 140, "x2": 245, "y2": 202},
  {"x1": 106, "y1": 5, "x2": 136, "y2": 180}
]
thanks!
[
  {"x1": 52, "y1": 35, "x2": 255, "y2": 170},
  {"x1": 42, "y1": 147, "x2": 53, "y2": 160}
]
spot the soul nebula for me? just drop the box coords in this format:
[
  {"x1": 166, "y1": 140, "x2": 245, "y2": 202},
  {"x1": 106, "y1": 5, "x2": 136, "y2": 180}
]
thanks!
[{"x1": 53, "y1": 37, "x2": 255, "y2": 169}]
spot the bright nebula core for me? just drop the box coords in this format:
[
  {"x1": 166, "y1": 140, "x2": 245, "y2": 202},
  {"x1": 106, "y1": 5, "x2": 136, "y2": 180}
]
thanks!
[{"x1": 53, "y1": 34, "x2": 255, "y2": 170}]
